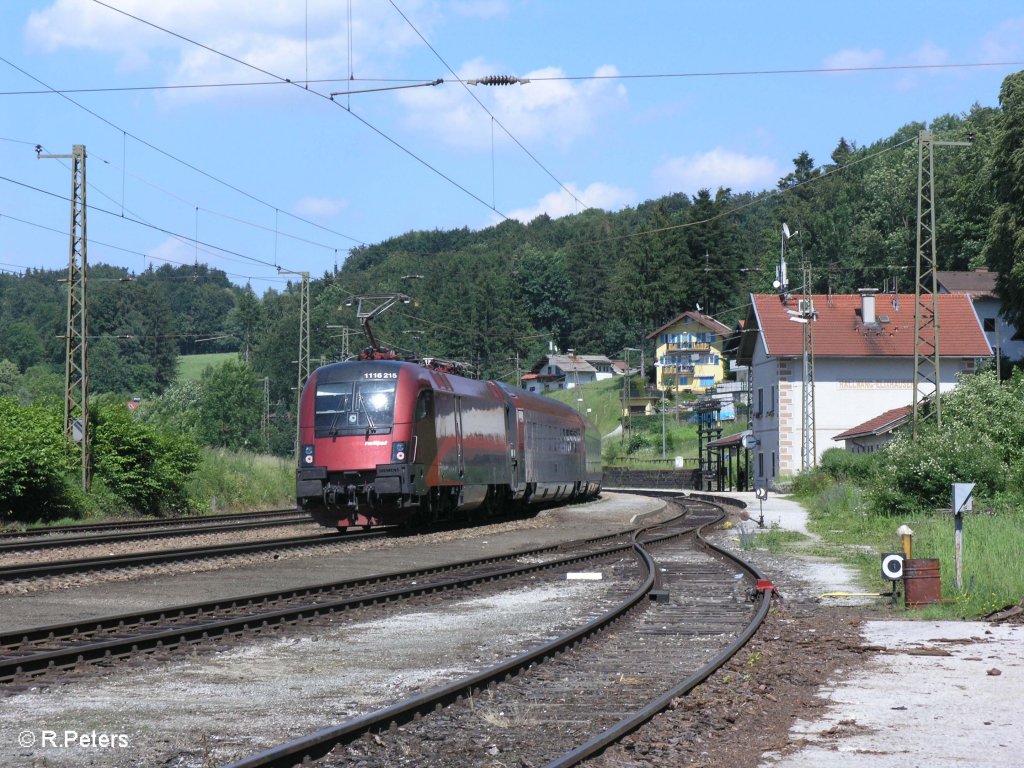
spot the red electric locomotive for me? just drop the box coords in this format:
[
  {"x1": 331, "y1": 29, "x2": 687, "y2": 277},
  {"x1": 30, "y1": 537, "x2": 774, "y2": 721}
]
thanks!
[{"x1": 295, "y1": 358, "x2": 602, "y2": 530}]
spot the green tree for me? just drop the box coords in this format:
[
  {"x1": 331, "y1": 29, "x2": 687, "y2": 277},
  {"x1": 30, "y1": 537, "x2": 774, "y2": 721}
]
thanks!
[
  {"x1": 141, "y1": 379, "x2": 204, "y2": 438},
  {"x1": 198, "y1": 359, "x2": 263, "y2": 450},
  {"x1": 18, "y1": 363, "x2": 63, "y2": 405},
  {"x1": 869, "y1": 370, "x2": 1024, "y2": 514},
  {"x1": 983, "y1": 71, "x2": 1024, "y2": 330},
  {"x1": 0, "y1": 320, "x2": 44, "y2": 372},
  {"x1": 0, "y1": 397, "x2": 77, "y2": 522},
  {"x1": 0, "y1": 359, "x2": 18, "y2": 397},
  {"x1": 91, "y1": 396, "x2": 200, "y2": 515}
]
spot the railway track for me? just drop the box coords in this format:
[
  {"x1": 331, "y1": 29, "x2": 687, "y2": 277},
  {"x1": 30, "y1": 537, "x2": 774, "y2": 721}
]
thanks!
[
  {"x1": 0, "y1": 529, "x2": 382, "y2": 582},
  {"x1": 224, "y1": 496, "x2": 771, "y2": 768},
  {"x1": 0, "y1": 529, "x2": 635, "y2": 686},
  {"x1": 0, "y1": 511, "x2": 314, "y2": 555},
  {"x1": 0, "y1": 508, "x2": 303, "y2": 541}
]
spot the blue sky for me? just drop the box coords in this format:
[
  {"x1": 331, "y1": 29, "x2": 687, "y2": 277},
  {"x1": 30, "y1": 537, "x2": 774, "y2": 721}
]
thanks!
[{"x1": 1, "y1": 1, "x2": 1022, "y2": 291}]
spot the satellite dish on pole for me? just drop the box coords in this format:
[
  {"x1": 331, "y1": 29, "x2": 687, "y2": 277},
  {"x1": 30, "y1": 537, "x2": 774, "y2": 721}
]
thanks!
[{"x1": 782, "y1": 222, "x2": 791, "y2": 239}]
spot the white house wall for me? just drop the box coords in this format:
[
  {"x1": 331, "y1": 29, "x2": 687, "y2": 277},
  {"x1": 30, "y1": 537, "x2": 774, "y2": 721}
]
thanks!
[
  {"x1": 751, "y1": 339, "x2": 976, "y2": 485},
  {"x1": 974, "y1": 296, "x2": 1024, "y2": 361}
]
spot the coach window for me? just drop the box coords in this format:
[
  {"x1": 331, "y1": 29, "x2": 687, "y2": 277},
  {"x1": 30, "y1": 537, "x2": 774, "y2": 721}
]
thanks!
[{"x1": 414, "y1": 390, "x2": 434, "y2": 421}]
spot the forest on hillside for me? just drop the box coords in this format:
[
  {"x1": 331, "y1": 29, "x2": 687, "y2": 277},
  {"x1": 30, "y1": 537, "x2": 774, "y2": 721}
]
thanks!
[{"x1": 3, "y1": 72, "x2": 1024, "y2": 433}]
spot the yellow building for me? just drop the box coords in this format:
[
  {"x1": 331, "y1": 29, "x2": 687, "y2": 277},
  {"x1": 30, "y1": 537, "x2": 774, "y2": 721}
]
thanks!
[{"x1": 646, "y1": 310, "x2": 731, "y2": 394}]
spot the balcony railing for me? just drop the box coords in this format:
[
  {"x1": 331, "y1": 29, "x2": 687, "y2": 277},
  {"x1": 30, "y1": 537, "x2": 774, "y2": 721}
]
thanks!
[{"x1": 665, "y1": 341, "x2": 711, "y2": 352}]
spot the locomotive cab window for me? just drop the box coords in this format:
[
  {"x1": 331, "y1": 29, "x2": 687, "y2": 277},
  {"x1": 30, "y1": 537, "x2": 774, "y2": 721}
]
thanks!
[
  {"x1": 315, "y1": 382, "x2": 354, "y2": 433},
  {"x1": 314, "y1": 379, "x2": 397, "y2": 435}
]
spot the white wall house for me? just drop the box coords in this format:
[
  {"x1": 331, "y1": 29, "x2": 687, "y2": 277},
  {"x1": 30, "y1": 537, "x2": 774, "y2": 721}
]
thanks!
[
  {"x1": 937, "y1": 269, "x2": 1024, "y2": 362},
  {"x1": 521, "y1": 354, "x2": 616, "y2": 393},
  {"x1": 736, "y1": 291, "x2": 991, "y2": 487},
  {"x1": 832, "y1": 405, "x2": 912, "y2": 453}
]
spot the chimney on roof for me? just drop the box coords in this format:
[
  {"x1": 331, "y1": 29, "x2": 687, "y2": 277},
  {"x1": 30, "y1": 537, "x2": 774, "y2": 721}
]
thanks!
[{"x1": 859, "y1": 288, "x2": 879, "y2": 325}]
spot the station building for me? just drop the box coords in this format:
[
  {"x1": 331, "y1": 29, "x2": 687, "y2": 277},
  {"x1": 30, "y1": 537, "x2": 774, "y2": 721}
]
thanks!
[{"x1": 735, "y1": 290, "x2": 991, "y2": 487}]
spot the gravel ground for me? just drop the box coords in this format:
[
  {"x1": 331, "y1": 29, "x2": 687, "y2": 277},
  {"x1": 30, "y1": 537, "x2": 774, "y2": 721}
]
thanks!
[
  {"x1": 8, "y1": 493, "x2": 993, "y2": 768},
  {"x1": 0, "y1": 514, "x2": 560, "y2": 598},
  {"x1": 1, "y1": 571, "x2": 635, "y2": 767}
]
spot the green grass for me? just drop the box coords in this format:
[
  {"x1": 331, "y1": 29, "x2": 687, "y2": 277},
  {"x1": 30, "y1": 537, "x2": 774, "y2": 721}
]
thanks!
[
  {"x1": 188, "y1": 448, "x2": 295, "y2": 512},
  {"x1": 794, "y1": 480, "x2": 1024, "y2": 619},
  {"x1": 543, "y1": 377, "x2": 745, "y2": 465},
  {"x1": 545, "y1": 377, "x2": 628, "y2": 437},
  {"x1": 176, "y1": 352, "x2": 236, "y2": 382}
]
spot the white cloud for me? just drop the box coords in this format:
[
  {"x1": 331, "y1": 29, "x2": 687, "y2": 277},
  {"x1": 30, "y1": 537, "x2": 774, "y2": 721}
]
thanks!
[
  {"x1": 652, "y1": 148, "x2": 780, "y2": 196},
  {"x1": 146, "y1": 236, "x2": 198, "y2": 267},
  {"x1": 24, "y1": 0, "x2": 428, "y2": 97},
  {"x1": 400, "y1": 62, "x2": 627, "y2": 151},
  {"x1": 822, "y1": 47, "x2": 885, "y2": 72},
  {"x1": 501, "y1": 181, "x2": 634, "y2": 224},
  {"x1": 292, "y1": 196, "x2": 348, "y2": 220},
  {"x1": 892, "y1": 42, "x2": 952, "y2": 92},
  {"x1": 979, "y1": 17, "x2": 1024, "y2": 60}
]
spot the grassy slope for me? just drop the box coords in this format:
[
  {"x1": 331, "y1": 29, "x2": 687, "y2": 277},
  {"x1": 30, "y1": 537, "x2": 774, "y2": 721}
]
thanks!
[
  {"x1": 176, "y1": 352, "x2": 236, "y2": 382},
  {"x1": 542, "y1": 377, "x2": 745, "y2": 462}
]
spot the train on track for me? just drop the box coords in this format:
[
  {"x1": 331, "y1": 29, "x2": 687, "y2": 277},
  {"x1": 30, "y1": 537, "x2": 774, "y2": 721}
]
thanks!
[{"x1": 295, "y1": 358, "x2": 602, "y2": 530}]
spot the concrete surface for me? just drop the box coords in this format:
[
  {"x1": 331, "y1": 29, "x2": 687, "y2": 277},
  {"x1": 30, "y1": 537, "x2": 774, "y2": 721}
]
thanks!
[
  {"x1": 707, "y1": 491, "x2": 1024, "y2": 768},
  {"x1": 761, "y1": 620, "x2": 1024, "y2": 768}
]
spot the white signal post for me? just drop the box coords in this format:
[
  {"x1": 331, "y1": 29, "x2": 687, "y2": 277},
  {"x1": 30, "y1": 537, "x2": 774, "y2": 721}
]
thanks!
[{"x1": 952, "y1": 483, "x2": 974, "y2": 592}]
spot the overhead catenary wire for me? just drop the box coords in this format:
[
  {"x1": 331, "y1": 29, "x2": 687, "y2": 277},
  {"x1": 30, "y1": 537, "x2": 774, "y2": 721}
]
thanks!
[
  {"x1": 0, "y1": 211, "x2": 293, "y2": 284},
  {"x1": 86, "y1": 0, "x2": 511, "y2": 221},
  {"x1": 3, "y1": 59, "x2": 1019, "y2": 96},
  {"x1": 0, "y1": 53, "x2": 363, "y2": 258},
  {"x1": 1, "y1": 175, "x2": 287, "y2": 272},
  {"x1": 387, "y1": 0, "x2": 587, "y2": 213}
]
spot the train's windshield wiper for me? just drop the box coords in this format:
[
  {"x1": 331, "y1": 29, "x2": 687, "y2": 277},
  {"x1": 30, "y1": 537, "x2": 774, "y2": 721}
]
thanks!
[{"x1": 357, "y1": 391, "x2": 377, "y2": 438}]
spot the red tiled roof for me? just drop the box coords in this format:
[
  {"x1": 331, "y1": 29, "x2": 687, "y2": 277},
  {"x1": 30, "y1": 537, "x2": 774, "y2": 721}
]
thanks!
[
  {"x1": 748, "y1": 293, "x2": 991, "y2": 358},
  {"x1": 832, "y1": 405, "x2": 912, "y2": 441},
  {"x1": 936, "y1": 269, "x2": 997, "y2": 299},
  {"x1": 647, "y1": 310, "x2": 732, "y2": 340}
]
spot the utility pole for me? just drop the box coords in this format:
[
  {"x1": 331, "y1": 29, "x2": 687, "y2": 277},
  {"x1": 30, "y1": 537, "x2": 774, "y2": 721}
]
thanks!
[
  {"x1": 326, "y1": 325, "x2": 354, "y2": 359},
  {"x1": 622, "y1": 347, "x2": 639, "y2": 444},
  {"x1": 261, "y1": 376, "x2": 270, "y2": 447},
  {"x1": 913, "y1": 128, "x2": 973, "y2": 437},
  {"x1": 39, "y1": 144, "x2": 90, "y2": 491},
  {"x1": 799, "y1": 261, "x2": 817, "y2": 470},
  {"x1": 278, "y1": 269, "x2": 310, "y2": 459}
]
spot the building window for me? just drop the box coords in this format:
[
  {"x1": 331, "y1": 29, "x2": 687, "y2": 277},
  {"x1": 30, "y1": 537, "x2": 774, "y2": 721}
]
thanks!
[
  {"x1": 758, "y1": 452, "x2": 764, "y2": 477},
  {"x1": 983, "y1": 318, "x2": 996, "y2": 332},
  {"x1": 756, "y1": 388, "x2": 763, "y2": 416},
  {"x1": 772, "y1": 452, "x2": 776, "y2": 478},
  {"x1": 770, "y1": 385, "x2": 775, "y2": 414}
]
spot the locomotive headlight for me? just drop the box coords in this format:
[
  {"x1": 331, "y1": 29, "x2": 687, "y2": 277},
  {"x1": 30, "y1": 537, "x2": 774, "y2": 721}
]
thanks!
[
  {"x1": 302, "y1": 445, "x2": 315, "y2": 465},
  {"x1": 392, "y1": 441, "x2": 408, "y2": 463}
]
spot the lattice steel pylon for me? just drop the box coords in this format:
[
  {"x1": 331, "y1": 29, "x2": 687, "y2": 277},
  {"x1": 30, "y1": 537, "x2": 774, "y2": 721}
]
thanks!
[
  {"x1": 913, "y1": 129, "x2": 972, "y2": 438},
  {"x1": 39, "y1": 144, "x2": 90, "y2": 490},
  {"x1": 800, "y1": 262, "x2": 817, "y2": 471},
  {"x1": 278, "y1": 269, "x2": 310, "y2": 459},
  {"x1": 913, "y1": 130, "x2": 940, "y2": 439}
]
